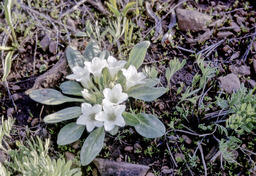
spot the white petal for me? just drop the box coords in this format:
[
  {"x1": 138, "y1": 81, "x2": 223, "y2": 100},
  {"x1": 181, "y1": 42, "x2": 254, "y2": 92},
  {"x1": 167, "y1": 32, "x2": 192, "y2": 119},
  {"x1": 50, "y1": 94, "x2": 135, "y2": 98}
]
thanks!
[
  {"x1": 94, "y1": 121, "x2": 104, "y2": 127},
  {"x1": 84, "y1": 61, "x2": 91, "y2": 70},
  {"x1": 81, "y1": 103, "x2": 92, "y2": 113},
  {"x1": 103, "y1": 88, "x2": 111, "y2": 100},
  {"x1": 113, "y1": 84, "x2": 122, "y2": 92},
  {"x1": 95, "y1": 112, "x2": 106, "y2": 122},
  {"x1": 116, "y1": 105, "x2": 126, "y2": 115},
  {"x1": 76, "y1": 115, "x2": 86, "y2": 125},
  {"x1": 92, "y1": 104, "x2": 102, "y2": 112},
  {"x1": 115, "y1": 116, "x2": 125, "y2": 127},
  {"x1": 107, "y1": 56, "x2": 117, "y2": 63},
  {"x1": 86, "y1": 121, "x2": 95, "y2": 132},
  {"x1": 104, "y1": 121, "x2": 115, "y2": 131}
]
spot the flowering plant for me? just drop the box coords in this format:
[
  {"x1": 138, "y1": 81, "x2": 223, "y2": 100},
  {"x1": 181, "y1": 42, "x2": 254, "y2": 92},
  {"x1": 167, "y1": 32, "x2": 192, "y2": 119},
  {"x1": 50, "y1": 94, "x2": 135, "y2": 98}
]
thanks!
[{"x1": 29, "y1": 41, "x2": 167, "y2": 165}]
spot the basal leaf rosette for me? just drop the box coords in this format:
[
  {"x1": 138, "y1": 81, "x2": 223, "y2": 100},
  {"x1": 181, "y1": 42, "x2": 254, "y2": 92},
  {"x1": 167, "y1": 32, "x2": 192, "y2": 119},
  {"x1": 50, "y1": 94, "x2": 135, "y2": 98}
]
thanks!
[{"x1": 28, "y1": 40, "x2": 167, "y2": 166}]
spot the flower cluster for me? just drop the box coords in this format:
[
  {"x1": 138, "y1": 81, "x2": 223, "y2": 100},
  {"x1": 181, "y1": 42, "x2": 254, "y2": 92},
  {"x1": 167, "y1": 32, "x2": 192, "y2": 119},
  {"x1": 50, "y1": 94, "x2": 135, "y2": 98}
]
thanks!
[{"x1": 66, "y1": 55, "x2": 146, "y2": 132}]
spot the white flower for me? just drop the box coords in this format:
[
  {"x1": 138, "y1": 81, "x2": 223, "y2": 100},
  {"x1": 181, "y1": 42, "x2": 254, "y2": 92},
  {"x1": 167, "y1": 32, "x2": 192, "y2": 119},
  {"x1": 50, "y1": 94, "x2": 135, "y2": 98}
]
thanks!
[
  {"x1": 102, "y1": 84, "x2": 128, "y2": 105},
  {"x1": 84, "y1": 57, "x2": 108, "y2": 77},
  {"x1": 95, "y1": 104, "x2": 126, "y2": 131},
  {"x1": 66, "y1": 66, "x2": 90, "y2": 87},
  {"x1": 122, "y1": 65, "x2": 146, "y2": 89},
  {"x1": 107, "y1": 56, "x2": 126, "y2": 78},
  {"x1": 76, "y1": 103, "x2": 103, "y2": 132}
]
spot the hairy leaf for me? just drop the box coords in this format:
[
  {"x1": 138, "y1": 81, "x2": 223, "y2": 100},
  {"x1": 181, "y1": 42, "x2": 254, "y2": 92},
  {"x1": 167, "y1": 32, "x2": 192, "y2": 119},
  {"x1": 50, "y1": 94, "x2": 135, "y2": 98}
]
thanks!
[
  {"x1": 29, "y1": 88, "x2": 84, "y2": 105},
  {"x1": 127, "y1": 86, "x2": 167, "y2": 102},
  {"x1": 60, "y1": 81, "x2": 83, "y2": 96},
  {"x1": 83, "y1": 41, "x2": 101, "y2": 61},
  {"x1": 80, "y1": 127, "x2": 105, "y2": 166},
  {"x1": 2, "y1": 51, "x2": 14, "y2": 81},
  {"x1": 126, "y1": 41, "x2": 150, "y2": 69},
  {"x1": 44, "y1": 107, "x2": 81, "y2": 123},
  {"x1": 57, "y1": 122, "x2": 85, "y2": 145},
  {"x1": 65, "y1": 46, "x2": 85, "y2": 70},
  {"x1": 123, "y1": 112, "x2": 139, "y2": 126},
  {"x1": 135, "y1": 113, "x2": 166, "y2": 138}
]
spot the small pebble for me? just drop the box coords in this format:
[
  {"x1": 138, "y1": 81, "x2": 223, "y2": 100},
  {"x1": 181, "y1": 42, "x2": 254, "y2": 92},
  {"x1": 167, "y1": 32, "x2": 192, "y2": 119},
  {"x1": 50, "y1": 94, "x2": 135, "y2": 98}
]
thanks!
[
  {"x1": 31, "y1": 118, "x2": 39, "y2": 127},
  {"x1": 124, "y1": 146, "x2": 133, "y2": 153},
  {"x1": 65, "y1": 152, "x2": 75, "y2": 161}
]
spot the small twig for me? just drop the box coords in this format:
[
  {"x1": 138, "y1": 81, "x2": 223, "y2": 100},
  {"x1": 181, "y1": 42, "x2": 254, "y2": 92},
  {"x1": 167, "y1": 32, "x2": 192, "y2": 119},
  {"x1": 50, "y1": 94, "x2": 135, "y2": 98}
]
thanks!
[
  {"x1": 175, "y1": 142, "x2": 194, "y2": 176},
  {"x1": 58, "y1": 0, "x2": 87, "y2": 20},
  {"x1": 143, "y1": 0, "x2": 188, "y2": 39},
  {"x1": 39, "y1": 105, "x2": 44, "y2": 122},
  {"x1": 176, "y1": 46, "x2": 195, "y2": 53},
  {"x1": 199, "y1": 144, "x2": 207, "y2": 176},
  {"x1": 166, "y1": 140, "x2": 178, "y2": 168},
  {"x1": 33, "y1": 32, "x2": 38, "y2": 75},
  {"x1": 241, "y1": 29, "x2": 256, "y2": 62}
]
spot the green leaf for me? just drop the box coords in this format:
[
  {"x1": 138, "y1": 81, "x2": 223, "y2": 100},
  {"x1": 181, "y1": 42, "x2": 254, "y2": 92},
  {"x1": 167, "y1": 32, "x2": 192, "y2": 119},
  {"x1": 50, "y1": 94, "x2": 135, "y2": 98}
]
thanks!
[
  {"x1": 80, "y1": 127, "x2": 105, "y2": 166},
  {"x1": 2, "y1": 51, "x2": 14, "y2": 81},
  {"x1": 126, "y1": 41, "x2": 150, "y2": 69},
  {"x1": 128, "y1": 78, "x2": 160, "y2": 90},
  {"x1": 65, "y1": 46, "x2": 85, "y2": 70},
  {"x1": 123, "y1": 112, "x2": 139, "y2": 126},
  {"x1": 135, "y1": 113, "x2": 166, "y2": 138},
  {"x1": 127, "y1": 86, "x2": 167, "y2": 102},
  {"x1": 29, "y1": 88, "x2": 84, "y2": 105},
  {"x1": 122, "y1": 2, "x2": 136, "y2": 16},
  {"x1": 60, "y1": 81, "x2": 83, "y2": 96},
  {"x1": 44, "y1": 107, "x2": 81, "y2": 123},
  {"x1": 4, "y1": 0, "x2": 18, "y2": 45},
  {"x1": 106, "y1": 2, "x2": 120, "y2": 17},
  {"x1": 57, "y1": 122, "x2": 85, "y2": 145},
  {"x1": 83, "y1": 41, "x2": 101, "y2": 61}
]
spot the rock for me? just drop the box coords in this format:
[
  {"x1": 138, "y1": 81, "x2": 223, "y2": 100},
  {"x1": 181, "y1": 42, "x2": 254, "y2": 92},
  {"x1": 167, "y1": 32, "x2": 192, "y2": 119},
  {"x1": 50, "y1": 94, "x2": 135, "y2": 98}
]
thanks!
[
  {"x1": 93, "y1": 158, "x2": 150, "y2": 176},
  {"x1": 0, "y1": 151, "x2": 7, "y2": 163},
  {"x1": 230, "y1": 51, "x2": 240, "y2": 60},
  {"x1": 249, "y1": 17, "x2": 255, "y2": 23},
  {"x1": 49, "y1": 41, "x2": 57, "y2": 54},
  {"x1": 218, "y1": 73, "x2": 240, "y2": 93},
  {"x1": 247, "y1": 80, "x2": 256, "y2": 88},
  {"x1": 11, "y1": 85, "x2": 21, "y2": 91},
  {"x1": 229, "y1": 65, "x2": 251, "y2": 76},
  {"x1": 66, "y1": 17, "x2": 76, "y2": 30},
  {"x1": 182, "y1": 135, "x2": 192, "y2": 144},
  {"x1": 146, "y1": 172, "x2": 155, "y2": 176},
  {"x1": 176, "y1": 8, "x2": 212, "y2": 32},
  {"x1": 222, "y1": 45, "x2": 232, "y2": 53},
  {"x1": 72, "y1": 141, "x2": 80, "y2": 150},
  {"x1": 253, "y1": 59, "x2": 256, "y2": 73},
  {"x1": 12, "y1": 93, "x2": 21, "y2": 101},
  {"x1": 175, "y1": 153, "x2": 185, "y2": 162},
  {"x1": 161, "y1": 166, "x2": 173, "y2": 174},
  {"x1": 209, "y1": 17, "x2": 226, "y2": 28},
  {"x1": 31, "y1": 118, "x2": 39, "y2": 127},
  {"x1": 134, "y1": 143, "x2": 142, "y2": 151},
  {"x1": 7, "y1": 108, "x2": 14, "y2": 117},
  {"x1": 217, "y1": 31, "x2": 234, "y2": 38},
  {"x1": 40, "y1": 35, "x2": 50, "y2": 51},
  {"x1": 230, "y1": 22, "x2": 241, "y2": 33},
  {"x1": 65, "y1": 152, "x2": 75, "y2": 161},
  {"x1": 236, "y1": 16, "x2": 245, "y2": 26},
  {"x1": 124, "y1": 146, "x2": 133, "y2": 153},
  {"x1": 197, "y1": 29, "x2": 213, "y2": 43}
]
